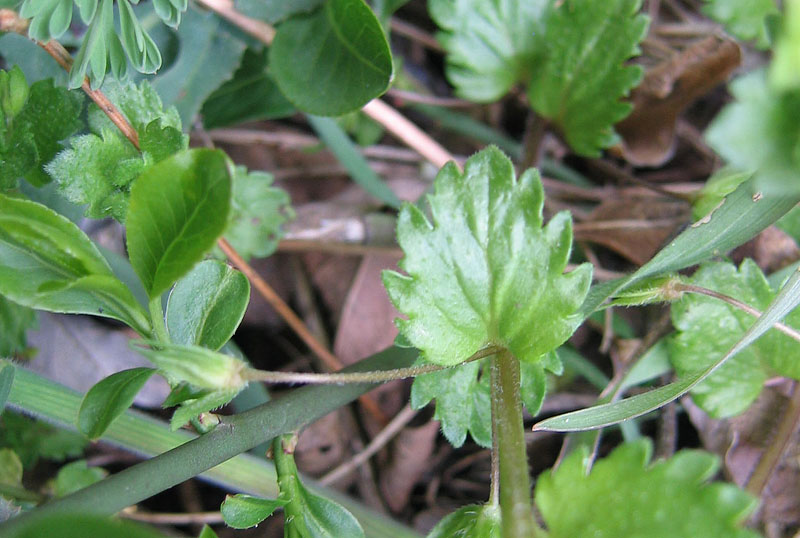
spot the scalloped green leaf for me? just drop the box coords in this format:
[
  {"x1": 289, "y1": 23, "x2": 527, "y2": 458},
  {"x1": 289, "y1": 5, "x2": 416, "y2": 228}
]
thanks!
[
  {"x1": 702, "y1": 0, "x2": 778, "y2": 49},
  {"x1": 427, "y1": 503, "x2": 500, "y2": 538},
  {"x1": 534, "y1": 440, "x2": 760, "y2": 538},
  {"x1": 669, "y1": 260, "x2": 800, "y2": 418},
  {"x1": 126, "y1": 149, "x2": 232, "y2": 299},
  {"x1": 383, "y1": 146, "x2": 592, "y2": 368},
  {"x1": 78, "y1": 367, "x2": 156, "y2": 439},
  {"x1": 527, "y1": 0, "x2": 648, "y2": 156},
  {"x1": 0, "y1": 72, "x2": 84, "y2": 189},
  {"x1": 223, "y1": 166, "x2": 293, "y2": 261},
  {"x1": 220, "y1": 494, "x2": 286, "y2": 530},
  {"x1": 411, "y1": 352, "x2": 557, "y2": 447},
  {"x1": 429, "y1": 0, "x2": 546, "y2": 102},
  {"x1": 269, "y1": 0, "x2": 394, "y2": 116},
  {"x1": 166, "y1": 260, "x2": 250, "y2": 350},
  {"x1": 706, "y1": 70, "x2": 800, "y2": 197},
  {"x1": 0, "y1": 194, "x2": 151, "y2": 334}
]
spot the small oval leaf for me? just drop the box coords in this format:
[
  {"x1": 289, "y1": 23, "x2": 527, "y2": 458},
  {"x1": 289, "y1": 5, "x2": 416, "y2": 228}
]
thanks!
[
  {"x1": 78, "y1": 367, "x2": 156, "y2": 439},
  {"x1": 166, "y1": 260, "x2": 249, "y2": 351},
  {"x1": 427, "y1": 504, "x2": 501, "y2": 538},
  {"x1": 126, "y1": 149, "x2": 232, "y2": 299},
  {"x1": 220, "y1": 494, "x2": 286, "y2": 529},
  {"x1": 270, "y1": 0, "x2": 393, "y2": 116}
]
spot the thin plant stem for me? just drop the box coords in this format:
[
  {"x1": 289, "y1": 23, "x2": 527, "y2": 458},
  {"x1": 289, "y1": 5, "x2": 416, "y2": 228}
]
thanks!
[
  {"x1": 490, "y1": 350, "x2": 539, "y2": 537},
  {"x1": 148, "y1": 296, "x2": 169, "y2": 343},
  {"x1": 675, "y1": 283, "x2": 800, "y2": 343},
  {"x1": 245, "y1": 346, "x2": 501, "y2": 385}
]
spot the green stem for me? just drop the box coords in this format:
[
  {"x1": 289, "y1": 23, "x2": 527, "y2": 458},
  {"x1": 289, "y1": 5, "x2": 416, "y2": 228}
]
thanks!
[
  {"x1": 273, "y1": 434, "x2": 309, "y2": 536},
  {"x1": 148, "y1": 295, "x2": 169, "y2": 343},
  {"x1": 490, "y1": 350, "x2": 538, "y2": 538}
]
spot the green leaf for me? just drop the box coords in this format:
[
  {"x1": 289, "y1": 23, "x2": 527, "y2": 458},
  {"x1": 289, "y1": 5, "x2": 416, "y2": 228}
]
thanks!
[
  {"x1": 528, "y1": 0, "x2": 648, "y2": 156},
  {"x1": 691, "y1": 167, "x2": 752, "y2": 221},
  {"x1": 69, "y1": 0, "x2": 128, "y2": 89},
  {"x1": 669, "y1": 260, "x2": 800, "y2": 417},
  {"x1": 270, "y1": 0, "x2": 394, "y2": 116},
  {"x1": 0, "y1": 66, "x2": 28, "y2": 119},
  {"x1": 133, "y1": 342, "x2": 248, "y2": 392},
  {"x1": 0, "y1": 364, "x2": 14, "y2": 415},
  {"x1": 411, "y1": 354, "x2": 555, "y2": 447},
  {"x1": 201, "y1": 47, "x2": 295, "y2": 129},
  {"x1": 5, "y1": 513, "x2": 168, "y2": 538},
  {"x1": 427, "y1": 503, "x2": 501, "y2": 538},
  {"x1": 224, "y1": 166, "x2": 293, "y2": 261},
  {"x1": 0, "y1": 297, "x2": 37, "y2": 357},
  {"x1": 0, "y1": 412, "x2": 87, "y2": 469},
  {"x1": 151, "y1": 7, "x2": 246, "y2": 126},
  {"x1": 234, "y1": 0, "x2": 323, "y2": 24},
  {"x1": 702, "y1": 0, "x2": 778, "y2": 49},
  {"x1": 166, "y1": 260, "x2": 250, "y2": 350},
  {"x1": 537, "y1": 266, "x2": 800, "y2": 431},
  {"x1": 771, "y1": 0, "x2": 800, "y2": 91},
  {"x1": 706, "y1": 70, "x2": 800, "y2": 197},
  {"x1": 275, "y1": 436, "x2": 365, "y2": 538},
  {"x1": 0, "y1": 194, "x2": 151, "y2": 334},
  {"x1": 169, "y1": 387, "x2": 241, "y2": 431},
  {"x1": 197, "y1": 526, "x2": 218, "y2": 538},
  {"x1": 47, "y1": 128, "x2": 143, "y2": 221},
  {"x1": 77, "y1": 368, "x2": 156, "y2": 440},
  {"x1": 383, "y1": 146, "x2": 592, "y2": 367},
  {"x1": 307, "y1": 115, "x2": 401, "y2": 208},
  {"x1": 429, "y1": 0, "x2": 546, "y2": 102},
  {"x1": 20, "y1": 0, "x2": 73, "y2": 42},
  {"x1": 220, "y1": 493, "x2": 286, "y2": 529},
  {"x1": 126, "y1": 149, "x2": 232, "y2": 299},
  {"x1": 0, "y1": 74, "x2": 84, "y2": 189},
  {"x1": 535, "y1": 440, "x2": 760, "y2": 538},
  {"x1": 117, "y1": 0, "x2": 162, "y2": 74},
  {"x1": 89, "y1": 80, "x2": 183, "y2": 136},
  {"x1": 152, "y1": 0, "x2": 187, "y2": 27},
  {"x1": 0, "y1": 448, "x2": 22, "y2": 486},
  {"x1": 53, "y1": 460, "x2": 107, "y2": 498}
]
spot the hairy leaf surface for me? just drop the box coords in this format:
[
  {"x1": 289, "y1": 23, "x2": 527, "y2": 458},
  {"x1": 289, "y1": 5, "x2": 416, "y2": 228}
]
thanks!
[
  {"x1": 669, "y1": 260, "x2": 800, "y2": 418},
  {"x1": 528, "y1": 0, "x2": 648, "y2": 156},
  {"x1": 383, "y1": 146, "x2": 591, "y2": 367},
  {"x1": 535, "y1": 440, "x2": 760, "y2": 538},
  {"x1": 224, "y1": 166, "x2": 293, "y2": 261}
]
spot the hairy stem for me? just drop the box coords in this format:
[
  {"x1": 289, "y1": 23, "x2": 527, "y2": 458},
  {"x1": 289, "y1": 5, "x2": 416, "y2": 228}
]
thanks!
[
  {"x1": 490, "y1": 350, "x2": 538, "y2": 537},
  {"x1": 244, "y1": 345, "x2": 501, "y2": 385}
]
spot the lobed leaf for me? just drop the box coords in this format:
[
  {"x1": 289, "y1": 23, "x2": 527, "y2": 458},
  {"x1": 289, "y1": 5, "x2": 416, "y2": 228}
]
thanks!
[
  {"x1": 429, "y1": 0, "x2": 546, "y2": 102},
  {"x1": 223, "y1": 166, "x2": 293, "y2": 261},
  {"x1": 126, "y1": 149, "x2": 232, "y2": 299},
  {"x1": 527, "y1": 0, "x2": 648, "y2": 156},
  {"x1": 270, "y1": 0, "x2": 394, "y2": 116},
  {"x1": 0, "y1": 194, "x2": 151, "y2": 334},
  {"x1": 0, "y1": 71, "x2": 84, "y2": 189},
  {"x1": 383, "y1": 146, "x2": 591, "y2": 367},
  {"x1": 702, "y1": 0, "x2": 778, "y2": 49},
  {"x1": 166, "y1": 260, "x2": 250, "y2": 350},
  {"x1": 534, "y1": 440, "x2": 760, "y2": 538},
  {"x1": 669, "y1": 260, "x2": 800, "y2": 417},
  {"x1": 706, "y1": 70, "x2": 800, "y2": 197}
]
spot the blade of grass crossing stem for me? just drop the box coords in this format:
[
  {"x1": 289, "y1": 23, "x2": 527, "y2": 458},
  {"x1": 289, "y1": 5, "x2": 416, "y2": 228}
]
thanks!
[
  {"x1": 580, "y1": 178, "x2": 800, "y2": 318},
  {"x1": 1, "y1": 348, "x2": 420, "y2": 538},
  {"x1": 306, "y1": 115, "x2": 401, "y2": 208},
  {"x1": 536, "y1": 267, "x2": 800, "y2": 431}
]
